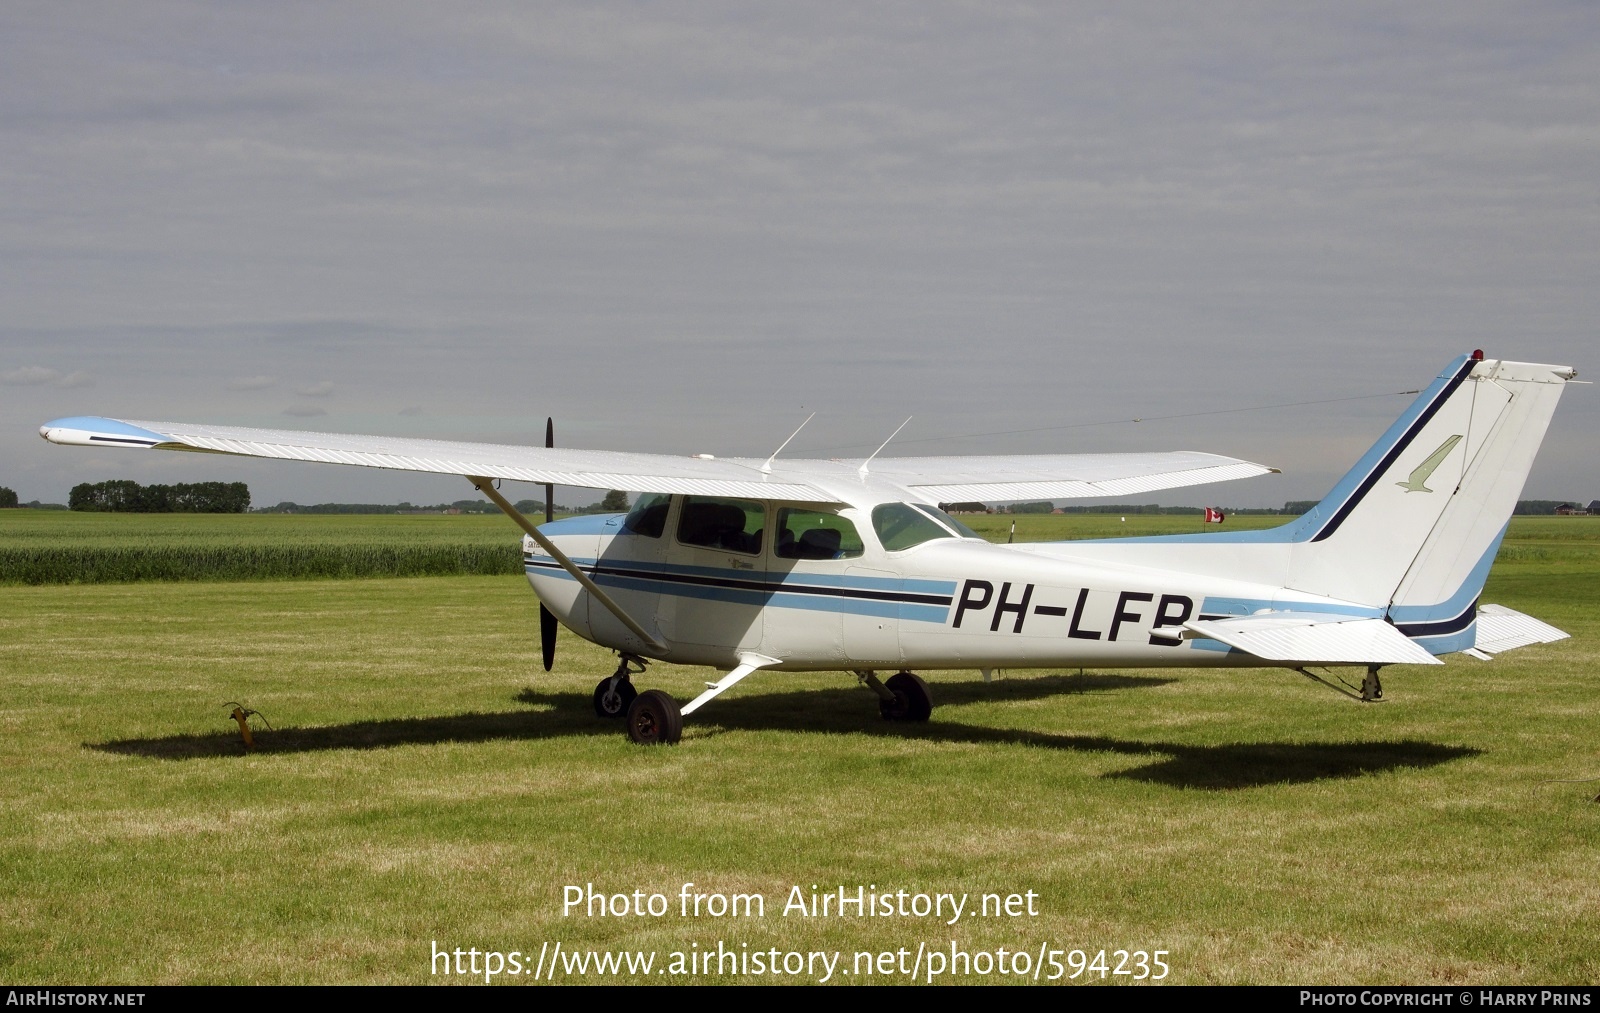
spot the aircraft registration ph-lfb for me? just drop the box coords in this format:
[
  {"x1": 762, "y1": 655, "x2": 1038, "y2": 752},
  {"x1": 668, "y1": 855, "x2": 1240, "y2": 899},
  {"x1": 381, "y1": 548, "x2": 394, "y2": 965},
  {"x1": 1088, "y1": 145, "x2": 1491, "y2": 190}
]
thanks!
[{"x1": 41, "y1": 352, "x2": 1574, "y2": 745}]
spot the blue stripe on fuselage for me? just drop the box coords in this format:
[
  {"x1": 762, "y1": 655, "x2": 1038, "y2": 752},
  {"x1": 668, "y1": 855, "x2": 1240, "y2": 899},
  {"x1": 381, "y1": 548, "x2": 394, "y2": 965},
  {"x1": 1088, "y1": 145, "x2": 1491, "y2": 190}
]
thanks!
[{"x1": 524, "y1": 556, "x2": 956, "y2": 623}]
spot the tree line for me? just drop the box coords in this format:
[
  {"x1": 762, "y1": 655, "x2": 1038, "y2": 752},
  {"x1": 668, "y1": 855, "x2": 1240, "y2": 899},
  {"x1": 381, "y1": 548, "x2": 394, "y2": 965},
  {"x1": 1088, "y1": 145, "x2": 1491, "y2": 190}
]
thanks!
[{"x1": 68, "y1": 480, "x2": 250, "y2": 513}]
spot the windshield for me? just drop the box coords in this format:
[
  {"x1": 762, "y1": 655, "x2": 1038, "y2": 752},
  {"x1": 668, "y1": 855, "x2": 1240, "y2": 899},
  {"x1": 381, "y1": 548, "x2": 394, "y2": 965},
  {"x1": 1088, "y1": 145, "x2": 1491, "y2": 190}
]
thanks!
[
  {"x1": 871, "y1": 502, "x2": 957, "y2": 552},
  {"x1": 622, "y1": 493, "x2": 670, "y2": 537},
  {"x1": 912, "y1": 503, "x2": 980, "y2": 539}
]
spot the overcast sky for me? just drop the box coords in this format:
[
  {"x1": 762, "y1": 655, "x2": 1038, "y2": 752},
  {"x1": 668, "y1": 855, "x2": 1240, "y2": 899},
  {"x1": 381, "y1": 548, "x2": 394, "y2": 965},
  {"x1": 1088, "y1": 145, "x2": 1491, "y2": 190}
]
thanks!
[{"x1": 3, "y1": 2, "x2": 1595, "y2": 509}]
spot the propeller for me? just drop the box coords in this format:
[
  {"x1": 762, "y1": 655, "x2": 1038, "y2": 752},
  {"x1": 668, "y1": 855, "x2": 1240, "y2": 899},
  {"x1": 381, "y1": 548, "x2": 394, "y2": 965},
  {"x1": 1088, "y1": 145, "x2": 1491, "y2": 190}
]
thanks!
[{"x1": 540, "y1": 416, "x2": 558, "y2": 672}]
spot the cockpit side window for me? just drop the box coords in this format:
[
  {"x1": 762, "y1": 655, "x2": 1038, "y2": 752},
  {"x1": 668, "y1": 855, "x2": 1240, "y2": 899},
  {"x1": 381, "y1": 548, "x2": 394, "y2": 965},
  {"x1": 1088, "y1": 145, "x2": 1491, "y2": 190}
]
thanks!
[
  {"x1": 775, "y1": 508, "x2": 864, "y2": 560},
  {"x1": 622, "y1": 492, "x2": 670, "y2": 538},
  {"x1": 677, "y1": 496, "x2": 765, "y2": 555},
  {"x1": 871, "y1": 502, "x2": 957, "y2": 552}
]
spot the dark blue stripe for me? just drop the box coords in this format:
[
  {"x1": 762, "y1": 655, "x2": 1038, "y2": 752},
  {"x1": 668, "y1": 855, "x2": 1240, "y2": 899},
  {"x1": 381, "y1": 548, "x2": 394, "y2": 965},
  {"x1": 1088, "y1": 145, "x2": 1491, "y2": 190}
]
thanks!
[
  {"x1": 524, "y1": 557, "x2": 955, "y2": 607},
  {"x1": 1310, "y1": 357, "x2": 1477, "y2": 542},
  {"x1": 1393, "y1": 600, "x2": 1477, "y2": 638}
]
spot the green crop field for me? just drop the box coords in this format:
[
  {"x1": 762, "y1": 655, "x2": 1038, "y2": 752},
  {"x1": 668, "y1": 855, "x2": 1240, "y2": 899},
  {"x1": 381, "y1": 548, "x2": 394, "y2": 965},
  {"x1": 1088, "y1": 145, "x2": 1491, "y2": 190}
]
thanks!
[
  {"x1": 0, "y1": 514, "x2": 1596, "y2": 984},
  {"x1": 0, "y1": 510, "x2": 524, "y2": 583}
]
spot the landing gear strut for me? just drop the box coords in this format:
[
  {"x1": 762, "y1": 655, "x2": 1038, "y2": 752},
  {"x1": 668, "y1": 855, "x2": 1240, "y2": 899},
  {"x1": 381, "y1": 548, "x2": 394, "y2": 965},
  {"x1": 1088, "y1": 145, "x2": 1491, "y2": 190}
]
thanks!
[
  {"x1": 856, "y1": 670, "x2": 933, "y2": 722},
  {"x1": 593, "y1": 654, "x2": 645, "y2": 718},
  {"x1": 1361, "y1": 665, "x2": 1384, "y2": 703}
]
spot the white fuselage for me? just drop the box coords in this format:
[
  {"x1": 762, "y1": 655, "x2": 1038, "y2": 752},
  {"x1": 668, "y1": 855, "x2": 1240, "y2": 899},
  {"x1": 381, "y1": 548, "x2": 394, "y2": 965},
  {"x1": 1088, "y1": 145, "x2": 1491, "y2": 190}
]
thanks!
[{"x1": 523, "y1": 496, "x2": 1372, "y2": 673}]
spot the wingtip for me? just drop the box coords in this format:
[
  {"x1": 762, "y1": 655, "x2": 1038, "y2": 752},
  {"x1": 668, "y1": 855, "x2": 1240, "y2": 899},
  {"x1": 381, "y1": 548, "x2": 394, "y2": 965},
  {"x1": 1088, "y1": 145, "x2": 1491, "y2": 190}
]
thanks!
[{"x1": 39, "y1": 417, "x2": 168, "y2": 448}]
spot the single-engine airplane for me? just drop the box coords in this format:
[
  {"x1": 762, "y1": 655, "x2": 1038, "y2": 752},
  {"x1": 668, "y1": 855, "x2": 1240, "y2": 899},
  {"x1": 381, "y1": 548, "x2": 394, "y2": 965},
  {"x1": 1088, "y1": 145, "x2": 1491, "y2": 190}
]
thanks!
[{"x1": 41, "y1": 352, "x2": 1573, "y2": 744}]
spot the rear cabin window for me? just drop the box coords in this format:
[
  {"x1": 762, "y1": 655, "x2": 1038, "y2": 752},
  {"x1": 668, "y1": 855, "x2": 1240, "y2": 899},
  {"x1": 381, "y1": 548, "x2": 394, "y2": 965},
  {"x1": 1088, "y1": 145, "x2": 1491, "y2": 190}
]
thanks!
[
  {"x1": 621, "y1": 492, "x2": 670, "y2": 537},
  {"x1": 775, "y1": 508, "x2": 864, "y2": 560},
  {"x1": 871, "y1": 502, "x2": 957, "y2": 552},
  {"x1": 677, "y1": 496, "x2": 765, "y2": 555}
]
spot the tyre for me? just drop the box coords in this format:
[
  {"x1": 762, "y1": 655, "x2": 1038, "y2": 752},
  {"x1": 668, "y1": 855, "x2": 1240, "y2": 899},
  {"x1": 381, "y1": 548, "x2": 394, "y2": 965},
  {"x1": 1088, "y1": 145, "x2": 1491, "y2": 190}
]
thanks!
[
  {"x1": 879, "y1": 671, "x2": 932, "y2": 722},
  {"x1": 593, "y1": 676, "x2": 638, "y2": 719},
  {"x1": 626, "y1": 690, "x2": 683, "y2": 745}
]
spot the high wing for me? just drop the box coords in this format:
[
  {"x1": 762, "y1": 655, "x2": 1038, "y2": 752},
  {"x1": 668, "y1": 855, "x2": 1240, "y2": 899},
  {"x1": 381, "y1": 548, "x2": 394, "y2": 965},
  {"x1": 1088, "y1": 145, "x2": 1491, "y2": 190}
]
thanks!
[
  {"x1": 41, "y1": 417, "x2": 826, "y2": 501},
  {"x1": 39, "y1": 416, "x2": 1277, "y2": 503}
]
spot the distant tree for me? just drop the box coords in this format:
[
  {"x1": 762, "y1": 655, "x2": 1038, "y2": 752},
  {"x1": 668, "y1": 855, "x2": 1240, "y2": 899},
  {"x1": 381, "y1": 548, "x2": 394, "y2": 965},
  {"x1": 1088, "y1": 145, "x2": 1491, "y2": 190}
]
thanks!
[
  {"x1": 1515, "y1": 499, "x2": 1581, "y2": 516},
  {"x1": 0, "y1": 486, "x2": 16, "y2": 508},
  {"x1": 70, "y1": 480, "x2": 140, "y2": 511},
  {"x1": 600, "y1": 490, "x2": 630, "y2": 512},
  {"x1": 69, "y1": 480, "x2": 248, "y2": 513}
]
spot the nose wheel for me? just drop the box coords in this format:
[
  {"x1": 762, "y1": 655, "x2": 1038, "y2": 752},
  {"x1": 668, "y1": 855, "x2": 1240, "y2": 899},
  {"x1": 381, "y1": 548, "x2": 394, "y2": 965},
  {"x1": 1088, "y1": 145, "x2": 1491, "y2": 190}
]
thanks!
[
  {"x1": 593, "y1": 676, "x2": 638, "y2": 718},
  {"x1": 593, "y1": 655, "x2": 647, "y2": 718},
  {"x1": 595, "y1": 654, "x2": 683, "y2": 744}
]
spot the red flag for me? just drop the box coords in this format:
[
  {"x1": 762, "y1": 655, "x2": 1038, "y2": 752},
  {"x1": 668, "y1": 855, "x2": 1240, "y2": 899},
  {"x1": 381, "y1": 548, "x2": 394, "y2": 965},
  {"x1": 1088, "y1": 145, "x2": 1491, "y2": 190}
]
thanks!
[{"x1": 1205, "y1": 507, "x2": 1226, "y2": 524}]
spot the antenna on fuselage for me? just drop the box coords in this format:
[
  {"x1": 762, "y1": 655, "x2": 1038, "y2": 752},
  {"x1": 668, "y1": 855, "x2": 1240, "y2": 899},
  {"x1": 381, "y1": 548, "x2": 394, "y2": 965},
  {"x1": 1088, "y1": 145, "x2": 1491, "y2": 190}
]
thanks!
[
  {"x1": 761, "y1": 412, "x2": 816, "y2": 475},
  {"x1": 858, "y1": 416, "x2": 912, "y2": 479}
]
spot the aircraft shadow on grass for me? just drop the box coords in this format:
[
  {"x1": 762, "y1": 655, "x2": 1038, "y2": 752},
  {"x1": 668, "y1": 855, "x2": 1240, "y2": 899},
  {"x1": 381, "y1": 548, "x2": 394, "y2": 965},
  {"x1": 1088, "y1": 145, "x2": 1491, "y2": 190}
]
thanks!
[{"x1": 87, "y1": 672, "x2": 1478, "y2": 790}]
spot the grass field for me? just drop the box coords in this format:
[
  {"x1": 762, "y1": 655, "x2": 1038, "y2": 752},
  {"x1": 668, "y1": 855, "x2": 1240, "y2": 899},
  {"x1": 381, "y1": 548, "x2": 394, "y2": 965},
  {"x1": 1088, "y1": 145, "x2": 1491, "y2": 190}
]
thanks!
[{"x1": 1, "y1": 515, "x2": 1597, "y2": 984}]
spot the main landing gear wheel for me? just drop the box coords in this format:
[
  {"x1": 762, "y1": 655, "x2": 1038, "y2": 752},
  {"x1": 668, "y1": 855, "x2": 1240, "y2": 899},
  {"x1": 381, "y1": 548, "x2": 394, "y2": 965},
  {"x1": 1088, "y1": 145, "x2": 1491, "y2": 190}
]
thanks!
[
  {"x1": 626, "y1": 690, "x2": 682, "y2": 745},
  {"x1": 593, "y1": 676, "x2": 638, "y2": 719},
  {"x1": 879, "y1": 671, "x2": 933, "y2": 722}
]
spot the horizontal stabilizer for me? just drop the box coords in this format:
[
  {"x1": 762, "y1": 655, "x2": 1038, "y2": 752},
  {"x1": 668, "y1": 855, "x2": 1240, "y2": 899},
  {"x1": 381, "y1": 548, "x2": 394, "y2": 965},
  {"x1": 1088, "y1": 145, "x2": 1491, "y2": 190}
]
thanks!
[
  {"x1": 1183, "y1": 612, "x2": 1442, "y2": 666},
  {"x1": 1470, "y1": 604, "x2": 1569, "y2": 655}
]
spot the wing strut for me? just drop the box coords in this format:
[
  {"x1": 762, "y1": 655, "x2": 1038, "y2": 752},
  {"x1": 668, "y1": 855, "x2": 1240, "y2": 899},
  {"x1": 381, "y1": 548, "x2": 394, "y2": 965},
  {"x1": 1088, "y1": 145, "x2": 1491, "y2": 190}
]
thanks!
[
  {"x1": 469, "y1": 476, "x2": 668, "y2": 653},
  {"x1": 681, "y1": 654, "x2": 778, "y2": 716}
]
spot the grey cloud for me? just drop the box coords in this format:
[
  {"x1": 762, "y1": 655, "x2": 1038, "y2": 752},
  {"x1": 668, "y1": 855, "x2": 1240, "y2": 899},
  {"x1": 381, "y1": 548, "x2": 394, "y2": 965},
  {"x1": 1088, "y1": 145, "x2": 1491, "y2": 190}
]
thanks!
[
  {"x1": 3, "y1": 367, "x2": 61, "y2": 385},
  {"x1": 0, "y1": 367, "x2": 92, "y2": 388},
  {"x1": 398, "y1": 405, "x2": 424, "y2": 416},
  {"x1": 0, "y1": 4, "x2": 1593, "y2": 506},
  {"x1": 282, "y1": 404, "x2": 328, "y2": 417},
  {"x1": 227, "y1": 375, "x2": 277, "y2": 391}
]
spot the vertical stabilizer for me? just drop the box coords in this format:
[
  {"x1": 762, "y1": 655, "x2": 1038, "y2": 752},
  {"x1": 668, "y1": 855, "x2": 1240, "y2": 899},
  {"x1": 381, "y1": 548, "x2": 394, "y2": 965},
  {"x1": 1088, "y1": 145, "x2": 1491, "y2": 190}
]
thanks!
[{"x1": 1280, "y1": 356, "x2": 1572, "y2": 637}]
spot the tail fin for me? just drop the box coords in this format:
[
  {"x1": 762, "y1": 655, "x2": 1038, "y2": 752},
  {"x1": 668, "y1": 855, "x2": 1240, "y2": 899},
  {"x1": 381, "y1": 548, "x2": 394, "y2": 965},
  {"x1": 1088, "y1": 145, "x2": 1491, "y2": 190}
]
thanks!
[{"x1": 1280, "y1": 354, "x2": 1573, "y2": 640}]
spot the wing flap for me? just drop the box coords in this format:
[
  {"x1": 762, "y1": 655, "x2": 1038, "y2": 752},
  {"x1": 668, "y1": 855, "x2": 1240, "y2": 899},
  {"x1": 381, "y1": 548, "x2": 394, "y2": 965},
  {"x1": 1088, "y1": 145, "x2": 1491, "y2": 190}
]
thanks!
[
  {"x1": 1183, "y1": 612, "x2": 1442, "y2": 666},
  {"x1": 867, "y1": 452, "x2": 1277, "y2": 502}
]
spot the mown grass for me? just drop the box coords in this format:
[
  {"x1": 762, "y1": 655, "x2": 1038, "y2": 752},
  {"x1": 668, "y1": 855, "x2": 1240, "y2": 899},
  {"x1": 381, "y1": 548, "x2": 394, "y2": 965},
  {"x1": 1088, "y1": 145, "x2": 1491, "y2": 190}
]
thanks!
[{"x1": 0, "y1": 538, "x2": 1595, "y2": 984}]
